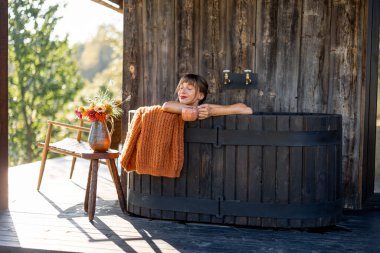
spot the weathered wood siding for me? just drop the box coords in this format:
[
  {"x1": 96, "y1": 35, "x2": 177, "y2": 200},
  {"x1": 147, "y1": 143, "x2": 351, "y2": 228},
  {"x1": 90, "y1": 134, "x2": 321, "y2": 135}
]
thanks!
[{"x1": 122, "y1": 0, "x2": 368, "y2": 209}]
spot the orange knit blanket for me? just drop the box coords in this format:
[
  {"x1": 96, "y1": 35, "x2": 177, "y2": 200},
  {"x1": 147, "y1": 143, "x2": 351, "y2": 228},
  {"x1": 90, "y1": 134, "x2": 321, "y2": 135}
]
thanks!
[{"x1": 120, "y1": 106, "x2": 185, "y2": 178}]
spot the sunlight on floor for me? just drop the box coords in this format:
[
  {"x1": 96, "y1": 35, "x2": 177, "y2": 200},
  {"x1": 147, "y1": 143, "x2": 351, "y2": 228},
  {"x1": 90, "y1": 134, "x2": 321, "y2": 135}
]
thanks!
[{"x1": 6, "y1": 156, "x2": 180, "y2": 252}]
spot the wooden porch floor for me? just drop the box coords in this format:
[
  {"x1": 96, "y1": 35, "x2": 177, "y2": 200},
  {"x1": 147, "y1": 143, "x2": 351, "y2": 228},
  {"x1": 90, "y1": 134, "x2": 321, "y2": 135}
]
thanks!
[{"x1": 0, "y1": 157, "x2": 379, "y2": 253}]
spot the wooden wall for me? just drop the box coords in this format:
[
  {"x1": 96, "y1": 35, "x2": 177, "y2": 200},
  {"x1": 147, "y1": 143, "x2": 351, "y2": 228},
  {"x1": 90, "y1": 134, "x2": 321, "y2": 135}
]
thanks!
[
  {"x1": 0, "y1": 0, "x2": 8, "y2": 210},
  {"x1": 122, "y1": 0, "x2": 368, "y2": 209}
]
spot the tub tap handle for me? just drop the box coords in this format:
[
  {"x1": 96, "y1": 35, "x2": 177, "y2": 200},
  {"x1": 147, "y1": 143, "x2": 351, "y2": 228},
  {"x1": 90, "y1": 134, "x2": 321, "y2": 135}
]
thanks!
[
  {"x1": 223, "y1": 70, "x2": 231, "y2": 85},
  {"x1": 244, "y1": 69, "x2": 252, "y2": 85}
]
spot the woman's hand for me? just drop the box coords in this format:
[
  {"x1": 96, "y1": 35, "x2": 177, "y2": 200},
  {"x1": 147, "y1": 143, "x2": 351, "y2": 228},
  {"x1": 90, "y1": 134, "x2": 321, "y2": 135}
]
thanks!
[
  {"x1": 197, "y1": 104, "x2": 213, "y2": 120},
  {"x1": 182, "y1": 106, "x2": 198, "y2": 121},
  {"x1": 197, "y1": 103, "x2": 252, "y2": 120}
]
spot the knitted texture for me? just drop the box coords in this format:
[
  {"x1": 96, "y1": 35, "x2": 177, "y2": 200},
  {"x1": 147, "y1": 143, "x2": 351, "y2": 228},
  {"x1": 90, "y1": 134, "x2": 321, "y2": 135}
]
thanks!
[{"x1": 120, "y1": 105, "x2": 184, "y2": 178}]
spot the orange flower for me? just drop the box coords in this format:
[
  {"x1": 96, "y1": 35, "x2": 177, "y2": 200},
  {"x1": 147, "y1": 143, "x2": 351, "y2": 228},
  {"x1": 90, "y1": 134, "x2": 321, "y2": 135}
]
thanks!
[
  {"x1": 95, "y1": 112, "x2": 107, "y2": 121},
  {"x1": 94, "y1": 103, "x2": 106, "y2": 113}
]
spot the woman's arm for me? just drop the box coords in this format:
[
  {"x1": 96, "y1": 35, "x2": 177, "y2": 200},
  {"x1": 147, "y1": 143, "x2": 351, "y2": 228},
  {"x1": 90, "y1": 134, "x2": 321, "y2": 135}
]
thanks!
[
  {"x1": 162, "y1": 101, "x2": 198, "y2": 121},
  {"x1": 197, "y1": 103, "x2": 253, "y2": 120},
  {"x1": 162, "y1": 101, "x2": 189, "y2": 114},
  {"x1": 162, "y1": 101, "x2": 253, "y2": 121}
]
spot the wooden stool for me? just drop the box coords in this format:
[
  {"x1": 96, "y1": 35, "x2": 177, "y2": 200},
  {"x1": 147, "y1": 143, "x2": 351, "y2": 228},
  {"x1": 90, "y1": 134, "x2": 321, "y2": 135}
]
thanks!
[
  {"x1": 81, "y1": 150, "x2": 126, "y2": 221},
  {"x1": 37, "y1": 120, "x2": 126, "y2": 221}
]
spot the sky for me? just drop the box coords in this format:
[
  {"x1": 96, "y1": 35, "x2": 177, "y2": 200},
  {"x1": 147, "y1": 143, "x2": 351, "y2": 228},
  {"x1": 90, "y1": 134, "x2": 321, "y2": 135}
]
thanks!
[{"x1": 51, "y1": 0, "x2": 123, "y2": 44}]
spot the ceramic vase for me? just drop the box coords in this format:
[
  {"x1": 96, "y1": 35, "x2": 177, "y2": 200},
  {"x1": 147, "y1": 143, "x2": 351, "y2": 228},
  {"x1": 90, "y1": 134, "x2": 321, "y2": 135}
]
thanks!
[{"x1": 88, "y1": 120, "x2": 111, "y2": 152}]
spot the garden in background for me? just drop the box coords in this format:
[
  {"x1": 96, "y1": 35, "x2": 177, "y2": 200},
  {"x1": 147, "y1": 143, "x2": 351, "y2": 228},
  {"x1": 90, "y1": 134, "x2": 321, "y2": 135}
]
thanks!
[{"x1": 8, "y1": 0, "x2": 122, "y2": 166}]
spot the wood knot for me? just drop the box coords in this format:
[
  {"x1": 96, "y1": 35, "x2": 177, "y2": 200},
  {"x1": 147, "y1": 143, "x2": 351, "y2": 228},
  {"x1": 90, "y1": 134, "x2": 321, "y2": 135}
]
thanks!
[{"x1": 129, "y1": 65, "x2": 136, "y2": 79}]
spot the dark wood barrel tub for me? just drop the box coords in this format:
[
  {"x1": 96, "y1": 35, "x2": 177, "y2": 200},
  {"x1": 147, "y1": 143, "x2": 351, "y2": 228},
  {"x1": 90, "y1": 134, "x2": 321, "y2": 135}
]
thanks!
[{"x1": 126, "y1": 113, "x2": 343, "y2": 228}]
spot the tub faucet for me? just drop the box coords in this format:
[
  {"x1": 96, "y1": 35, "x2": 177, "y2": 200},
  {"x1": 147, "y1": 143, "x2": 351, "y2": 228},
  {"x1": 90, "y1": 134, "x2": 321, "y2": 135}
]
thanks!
[
  {"x1": 244, "y1": 69, "x2": 252, "y2": 85},
  {"x1": 223, "y1": 70, "x2": 231, "y2": 85}
]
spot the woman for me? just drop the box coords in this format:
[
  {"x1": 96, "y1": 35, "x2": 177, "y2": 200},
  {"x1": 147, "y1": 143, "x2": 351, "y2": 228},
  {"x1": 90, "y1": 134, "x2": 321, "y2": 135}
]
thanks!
[{"x1": 162, "y1": 74, "x2": 253, "y2": 121}]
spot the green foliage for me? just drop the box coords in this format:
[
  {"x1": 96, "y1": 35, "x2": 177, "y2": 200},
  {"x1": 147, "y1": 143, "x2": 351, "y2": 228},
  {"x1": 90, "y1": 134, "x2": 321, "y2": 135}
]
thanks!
[
  {"x1": 8, "y1": 0, "x2": 84, "y2": 166},
  {"x1": 75, "y1": 24, "x2": 123, "y2": 99}
]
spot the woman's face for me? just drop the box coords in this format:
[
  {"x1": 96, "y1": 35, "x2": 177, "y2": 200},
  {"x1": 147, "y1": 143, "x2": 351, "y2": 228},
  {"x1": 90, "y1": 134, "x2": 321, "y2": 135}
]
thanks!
[{"x1": 177, "y1": 82, "x2": 204, "y2": 106}]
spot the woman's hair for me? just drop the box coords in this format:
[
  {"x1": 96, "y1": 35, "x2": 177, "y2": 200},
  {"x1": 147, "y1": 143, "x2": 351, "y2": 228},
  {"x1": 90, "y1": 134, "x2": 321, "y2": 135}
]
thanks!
[{"x1": 175, "y1": 74, "x2": 209, "y2": 104}]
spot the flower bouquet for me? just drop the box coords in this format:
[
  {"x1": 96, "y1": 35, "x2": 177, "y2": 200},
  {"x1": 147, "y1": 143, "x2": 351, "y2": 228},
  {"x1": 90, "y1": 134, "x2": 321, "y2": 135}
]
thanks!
[
  {"x1": 75, "y1": 90, "x2": 122, "y2": 122},
  {"x1": 75, "y1": 89, "x2": 123, "y2": 152}
]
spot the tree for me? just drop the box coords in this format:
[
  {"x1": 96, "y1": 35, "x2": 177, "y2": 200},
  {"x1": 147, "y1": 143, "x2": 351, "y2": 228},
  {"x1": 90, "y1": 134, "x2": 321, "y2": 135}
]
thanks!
[
  {"x1": 77, "y1": 24, "x2": 122, "y2": 85},
  {"x1": 8, "y1": 0, "x2": 84, "y2": 165},
  {"x1": 75, "y1": 24, "x2": 123, "y2": 100}
]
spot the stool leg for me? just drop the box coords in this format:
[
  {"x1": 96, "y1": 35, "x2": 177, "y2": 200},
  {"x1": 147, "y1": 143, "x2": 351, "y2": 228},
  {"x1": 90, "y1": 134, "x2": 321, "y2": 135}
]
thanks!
[
  {"x1": 88, "y1": 159, "x2": 99, "y2": 221},
  {"x1": 69, "y1": 157, "x2": 77, "y2": 179},
  {"x1": 107, "y1": 159, "x2": 126, "y2": 212},
  {"x1": 106, "y1": 161, "x2": 116, "y2": 184},
  {"x1": 84, "y1": 160, "x2": 93, "y2": 213},
  {"x1": 37, "y1": 151, "x2": 48, "y2": 191},
  {"x1": 37, "y1": 123, "x2": 53, "y2": 191}
]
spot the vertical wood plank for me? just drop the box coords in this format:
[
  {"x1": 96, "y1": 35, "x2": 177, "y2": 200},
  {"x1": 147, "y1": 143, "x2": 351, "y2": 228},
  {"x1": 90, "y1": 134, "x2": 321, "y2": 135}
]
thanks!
[
  {"x1": 211, "y1": 116, "x2": 225, "y2": 223},
  {"x1": 120, "y1": 168, "x2": 128, "y2": 210},
  {"x1": 127, "y1": 172, "x2": 134, "y2": 212},
  {"x1": 303, "y1": 116, "x2": 317, "y2": 227},
  {"x1": 246, "y1": 0, "x2": 258, "y2": 109},
  {"x1": 177, "y1": 0, "x2": 198, "y2": 77},
  {"x1": 194, "y1": 0, "x2": 200, "y2": 74},
  {"x1": 175, "y1": 135, "x2": 188, "y2": 221},
  {"x1": 298, "y1": 0, "x2": 330, "y2": 113},
  {"x1": 0, "y1": 0, "x2": 8, "y2": 210},
  {"x1": 122, "y1": 0, "x2": 140, "y2": 114},
  {"x1": 273, "y1": 0, "x2": 302, "y2": 112},
  {"x1": 336, "y1": 116, "x2": 343, "y2": 201},
  {"x1": 230, "y1": 0, "x2": 255, "y2": 73},
  {"x1": 315, "y1": 116, "x2": 329, "y2": 227},
  {"x1": 336, "y1": 116, "x2": 343, "y2": 222},
  {"x1": 150, "y1": 176, "x2": 162, "y2": 219},
  {"x1": 223, "y1": 0, "x2": 234, "y2": 106},
  {"x1": 289, "y1": 115, "x2": 303, "y2": 228},
  {"x1": 233, "y1": 0, "x2": 255, "y2": 103},
  {"x1": 197, "y1": 1, "x2": 214, "y2": 221},
  {"x1": 198, "y1": 0, "x2": 225, "y2": 104},
  {"x1": 133, "y1": 173, "x2": 141, "y2": 215},
  {"x1": 121, "y1": 0, "x2": 142, "y2": 190},
  {"x1": 156, "y1": 0, "x2": 177, "y2": 220},
  {"x1": 156, "y1": 0, "x2": 176, "y2": 104},
  {"x1": 162, "y1": 177, "x2": 175, "y2": 219},
  {"x1": 225, "y1": 0, "x2": 256, "y2": 105},
  {"x1": 142, "y1": 0, "x2": 155, "y2": 104},
  {"x1": 328, "y1": 0, "x2": 362, "y2": 208},
  {"x1": 364, "y1": 0, "x2": 379, "y2": 203},
  {"x1": 248, "y1": 115, "x2": 262, "y2": 226},
  {"x1": 187, "y1": 120, "x2": 200, "y2": 222},
  {"x1": 327, "y1": 115, "x2": 339, "y2": 225},
  {"x1": 276, "y1": 115, "x2": 290, "y2": 227},
  {"x1": 140, "y1": 175, "x2": 151, "y2": 217},
  {"x1": 235, "y1": 115, "x2": 249, "y2": 225},
  {"x1": 224, "y1": 115, "x2": 236, "y2": 224},
  {"x1": 261, "y1": 115, "x2": 277, "y2": 227},
  {"x1": 136, "y1": 0, "x2": 145, "y2": 106},
  {"x1": 255, "y1": 0, "x2": 278, "y2": 112},
  {"x1": 198, "y1": 119, "x2": 213, "y2": 222}
]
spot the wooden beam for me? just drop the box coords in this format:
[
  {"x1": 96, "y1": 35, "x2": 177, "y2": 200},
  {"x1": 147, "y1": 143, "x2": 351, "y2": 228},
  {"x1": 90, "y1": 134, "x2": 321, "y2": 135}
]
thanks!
[
  {"x1": 363, "y1": 0, "x2": 380, "y2": 204},
  {"x1": 91, "y1": 0, "x2": 123, "y2": 14},
  {"x1": 0, "y1": 0, "x2": 8, "y2": 210}
]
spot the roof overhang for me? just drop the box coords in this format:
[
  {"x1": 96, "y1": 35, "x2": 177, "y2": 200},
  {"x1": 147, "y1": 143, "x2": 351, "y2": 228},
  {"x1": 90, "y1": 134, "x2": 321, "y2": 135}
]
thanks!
[{"x1": 91, "y1": 0, "x2": 123, "y2": 14}]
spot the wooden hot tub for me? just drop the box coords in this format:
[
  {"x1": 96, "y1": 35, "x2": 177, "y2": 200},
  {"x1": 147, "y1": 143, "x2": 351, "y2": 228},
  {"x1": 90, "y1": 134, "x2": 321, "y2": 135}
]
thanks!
[{"x1": 126, "y1": 113, "x2": 343, "y2": 228}]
